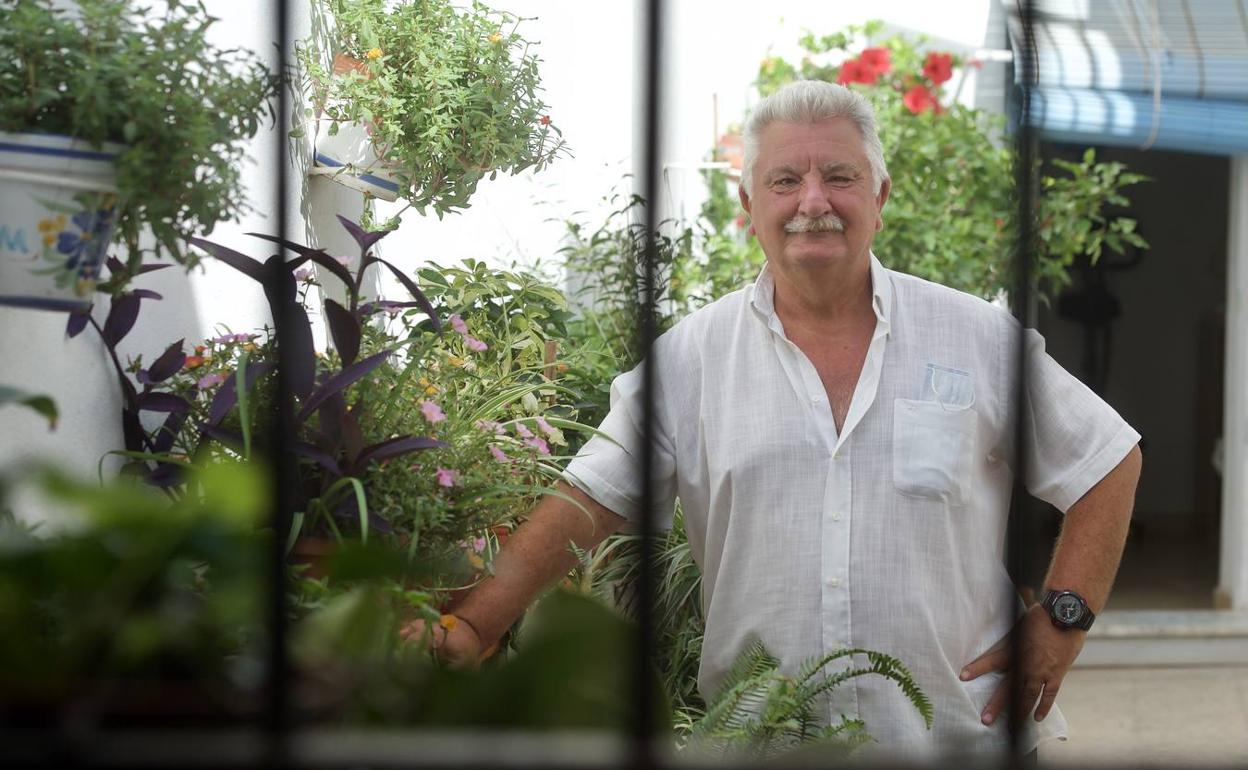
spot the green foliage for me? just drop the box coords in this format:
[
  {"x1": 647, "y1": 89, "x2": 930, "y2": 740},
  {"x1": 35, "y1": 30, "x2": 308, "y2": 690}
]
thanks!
[
  {"x1": 0, "y1": 461, "x2": 267, "y2": 706},
  {"x1": 0, "y1": 0, "x2": 278, "y2": 278},
  {"x1": 290, "y1": 588, "x2": 669, "y2": 730},
  {"x1": 584, "y1": 505, "x2": 706, "y2": 734},
  {"x1": 0, "y1": 385, "x2": 57, "y2": 429},
  {"x1": 751, "y1": 22, "x2": 1148, "y2": 301},
  {"x1": 672, "y1": 168, "x2": 766, "y2": 311},
  {"x1": 557, "y1": 189, "x2": 694, "y2": 432},
  {"x1": 299, "y1": 0, "x2": 567, "y2": 218},
  {"x1": 688, "y1": 640, "x2": 932, "y2": 761}
]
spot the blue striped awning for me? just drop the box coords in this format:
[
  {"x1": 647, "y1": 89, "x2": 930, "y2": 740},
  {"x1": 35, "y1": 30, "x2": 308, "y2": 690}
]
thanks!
[{"x1": 1008, "y1": 0, "x2": 1248, "y2": 155}]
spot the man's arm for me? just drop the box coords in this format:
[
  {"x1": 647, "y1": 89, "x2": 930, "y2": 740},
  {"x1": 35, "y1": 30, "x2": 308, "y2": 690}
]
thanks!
[
  {"x1": 963, "y1": 443, "x2": 1142, "y2": 725},
  {"x1": 401, "y1": 480, "x2": 628, "y2": 666}
]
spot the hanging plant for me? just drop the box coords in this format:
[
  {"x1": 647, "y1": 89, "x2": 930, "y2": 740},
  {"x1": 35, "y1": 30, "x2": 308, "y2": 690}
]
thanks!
[
  {"x1": 297, "y1": 0, "x2": 568, "y2": 219},
  {"x1": 0, "y1": 0, "x2": 278, "y2": 288}
]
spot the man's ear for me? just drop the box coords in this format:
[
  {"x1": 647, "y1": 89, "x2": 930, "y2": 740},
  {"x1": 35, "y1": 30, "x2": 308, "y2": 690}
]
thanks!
[
  {"x1": 874, "y1": 177, "x2": 891, "y2": 232},
  {"x1": 738, "y1": 184, "x2": 752, "y2": 215}
]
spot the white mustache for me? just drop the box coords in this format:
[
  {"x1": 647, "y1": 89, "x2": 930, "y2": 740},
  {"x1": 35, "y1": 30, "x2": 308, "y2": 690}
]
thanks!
[{"x1": 784, "y1": 214, "x2": 845, "y2": 233}]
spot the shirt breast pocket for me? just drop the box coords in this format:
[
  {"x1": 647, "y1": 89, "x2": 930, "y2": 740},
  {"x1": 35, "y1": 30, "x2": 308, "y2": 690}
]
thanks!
[{"x1": 893, "y1": 397, "x2": 977, "y2": 505}]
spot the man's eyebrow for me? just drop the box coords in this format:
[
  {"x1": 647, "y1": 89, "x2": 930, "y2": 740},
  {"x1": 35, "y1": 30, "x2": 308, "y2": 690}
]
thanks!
[
  {"x1": 763, "y1": 165, "x2": 802, "y2": 182},
  {"x1": 819, "y1": 161, "x2": 862, "y2": 176}
]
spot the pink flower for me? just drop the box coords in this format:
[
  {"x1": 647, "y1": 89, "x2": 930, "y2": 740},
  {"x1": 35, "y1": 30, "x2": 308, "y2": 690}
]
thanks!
[
  {"x1": 515, "y1": 423, "x2": 534, "y2": 439},
  {"x1": 535, "y1": 416, "x2": 557, "y2": 436},
  {"x1": 449, "y1": 314, "x2": 468, "y2": 335},
  {"x1": 464, "y1": 335, "x2": 488, "y2": 352},
  {"x1": 489, "y1": 445, "x2": 509, "y2": 462},
  {"x1": 197, "y1": 372, "x2": 228, "y2": 389},
  {"x1": 472, "y1": 536, "x2": 487, "y2": 552},
  {"x1": 435, "y1": 467, "x2": 458, "y2": 487},
  {"x1": 334, "y1": 255, "x2": 352, "y2": 267},
  {"x1": 476, "y1": 419, "x2": 506, "y2": 435},
  {"x1": 420, "y1": 400, "x2": 447, "y2": 423},
  {"x1": 524, "y1": 436, "x2": 550, "y2": 455},
  {"x1": 293, "y1": 267, "x2": 314, "y2": 282}
]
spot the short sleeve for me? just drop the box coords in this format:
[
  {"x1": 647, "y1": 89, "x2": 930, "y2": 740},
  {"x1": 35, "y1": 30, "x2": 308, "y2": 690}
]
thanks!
[
  {"x1": 1001, "y1": 326, "x2": 1141, "y2": 513},
  {"x1": 561, "y1": 357, "x2": 679, "y2": 529}
]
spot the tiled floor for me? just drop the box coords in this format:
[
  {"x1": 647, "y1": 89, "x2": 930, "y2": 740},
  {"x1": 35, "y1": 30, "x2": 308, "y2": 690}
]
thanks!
[{"x1": 1043, "y1": 666, "x2": 1248, "y2": 767}]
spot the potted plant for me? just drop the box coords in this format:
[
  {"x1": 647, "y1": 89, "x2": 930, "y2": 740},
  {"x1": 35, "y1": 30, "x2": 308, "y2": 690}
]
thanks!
[
  {"x1": 296, "y1": 0, "x2": 567, "y2": 218},
  {"x1": 0, "y1": 0, "x2": 277, "y2": 310},
  {"x1": 90, "y1": 214, "x2": 593, "y2": 633}
]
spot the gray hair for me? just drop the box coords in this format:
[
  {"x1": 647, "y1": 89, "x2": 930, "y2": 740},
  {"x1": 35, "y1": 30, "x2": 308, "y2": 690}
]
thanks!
[{"x1": 741, "y1": 80, "x2": 889, "y2": 197}]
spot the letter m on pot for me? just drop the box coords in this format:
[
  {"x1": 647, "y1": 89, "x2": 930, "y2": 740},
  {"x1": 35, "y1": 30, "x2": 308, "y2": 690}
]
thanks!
[{"x1": 0, "y1": 225, "x2": 29, "y2": 255}]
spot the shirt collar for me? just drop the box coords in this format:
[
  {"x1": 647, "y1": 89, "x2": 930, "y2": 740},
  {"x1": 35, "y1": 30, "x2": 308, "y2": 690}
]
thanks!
[{"x1": 749, "y1": 252, "x2": 893, "y2": 335}]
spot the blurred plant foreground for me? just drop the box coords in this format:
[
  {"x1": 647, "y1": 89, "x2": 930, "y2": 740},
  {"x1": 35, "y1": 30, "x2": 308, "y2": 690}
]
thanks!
[{"x1": 0, "y1": 1, "x2": 1149, "y2": 764}]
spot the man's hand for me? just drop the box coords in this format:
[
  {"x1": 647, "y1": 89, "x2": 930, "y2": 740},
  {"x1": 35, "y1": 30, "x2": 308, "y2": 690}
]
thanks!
[
  {"x1": 400, "y1": 614, "x2": 487, "y2": 669},
  {"x1": 960, "y1": 603, "x2": 1086, "y2": 726}
]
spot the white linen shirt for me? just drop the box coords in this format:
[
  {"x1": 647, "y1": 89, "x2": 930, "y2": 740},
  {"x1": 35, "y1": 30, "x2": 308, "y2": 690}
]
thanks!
[{"x1": 562, "y1": 254, "x2": 1140, "y2": 761}]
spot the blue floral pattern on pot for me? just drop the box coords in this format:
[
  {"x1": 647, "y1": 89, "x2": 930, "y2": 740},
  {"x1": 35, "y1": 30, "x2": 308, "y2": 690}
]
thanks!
[{"x1": 33, "y1": 192, "x2": 117, "y2": 296}]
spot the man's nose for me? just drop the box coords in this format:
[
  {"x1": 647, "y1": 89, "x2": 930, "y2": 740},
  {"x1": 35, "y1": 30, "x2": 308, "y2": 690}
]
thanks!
[{"x1": 797, "y1": 177, "x2": 832, "y2": 217}]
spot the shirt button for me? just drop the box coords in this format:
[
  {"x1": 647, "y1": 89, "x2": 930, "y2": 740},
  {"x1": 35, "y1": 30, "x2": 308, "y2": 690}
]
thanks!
[
  {"x1": 828, "y1": 577, "x2": 842, "y2": 588},
  {"x1": 831, "y1": 511, "x2": 842, "y2": 521},
  {"x1": 810, "y1": 395, "x2": 822, "y2": 403}
]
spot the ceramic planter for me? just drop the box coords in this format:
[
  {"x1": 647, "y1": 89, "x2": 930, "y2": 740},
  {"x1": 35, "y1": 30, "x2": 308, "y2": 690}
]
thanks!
[
  {"x1": 310, "y1": 54, "x2": 403, "y2": 202},
  {"x1": 0, "y1": 131, "x2": 125, "y2": 312}
]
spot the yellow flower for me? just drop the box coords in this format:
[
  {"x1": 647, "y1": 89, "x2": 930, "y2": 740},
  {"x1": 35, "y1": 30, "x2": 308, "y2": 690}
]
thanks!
[
  {"x1": 448, "y1": 356, "x2": 466, "y2": 367},
  {"x1": 488, "y1": 33, "x2": 502, "y2": 44},
  {"x1": 42, "y1": 233, "x2": 56, "y2": 247},
  {"x1": 38, "y1": 219, "x2": 55, "y2": 233},
  {"x1": 439, "y1": 614, "x2": 459, "y2": 632},
  {"x1": 366, "y1": 47, "x2": 383, "y2": 60}
]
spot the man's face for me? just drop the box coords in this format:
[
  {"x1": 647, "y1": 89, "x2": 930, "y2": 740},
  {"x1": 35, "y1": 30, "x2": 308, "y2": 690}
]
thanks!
[{"x1": 740, "y1": 118, "x2": 890, "y2": 285}]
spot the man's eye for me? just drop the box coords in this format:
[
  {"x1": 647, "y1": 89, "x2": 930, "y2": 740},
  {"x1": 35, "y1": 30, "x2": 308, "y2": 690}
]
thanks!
[
  {"x1": 826, "y1": 175, "x2": 851, "y2": 184},
  {"x1": 772, "y1": 178, "x2": 798, "y2": 188}
]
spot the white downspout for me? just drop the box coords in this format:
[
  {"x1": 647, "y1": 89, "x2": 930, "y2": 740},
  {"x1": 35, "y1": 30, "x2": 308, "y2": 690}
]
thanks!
[{"x1": 1219, "y1": 155, "x2": 1248, "y2": 610}]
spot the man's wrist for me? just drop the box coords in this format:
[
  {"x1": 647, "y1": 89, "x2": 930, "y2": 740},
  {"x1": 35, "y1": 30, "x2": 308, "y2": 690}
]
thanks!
[
  {"x1": 1041, "y1": 588, "x2": 1096, "y2": 631},
  {"x1": 449, "y1": 612, "x2": 486, "y2": 643}
]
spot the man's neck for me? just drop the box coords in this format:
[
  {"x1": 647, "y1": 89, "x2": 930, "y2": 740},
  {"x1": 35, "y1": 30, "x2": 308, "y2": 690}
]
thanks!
[{"x1": 771, "y1": 258, "x2": 874, "y2": 332}]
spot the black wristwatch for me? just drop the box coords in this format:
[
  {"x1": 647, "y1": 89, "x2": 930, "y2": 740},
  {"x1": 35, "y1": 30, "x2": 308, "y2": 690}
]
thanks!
[{"x1": 1041, "y1": 589, "x2": 1095, "y2": 631}]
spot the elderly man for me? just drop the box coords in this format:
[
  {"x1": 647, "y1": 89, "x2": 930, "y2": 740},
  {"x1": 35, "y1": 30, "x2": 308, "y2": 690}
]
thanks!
[{"x1": 420, "y1": 80, "x2": 1142, "y2": 760}]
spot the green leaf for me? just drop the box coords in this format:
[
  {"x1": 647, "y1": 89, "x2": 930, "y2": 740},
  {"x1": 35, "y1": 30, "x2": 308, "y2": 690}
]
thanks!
[{"x1": 0, "y1": 386, "x2": 58, "y2": 429}]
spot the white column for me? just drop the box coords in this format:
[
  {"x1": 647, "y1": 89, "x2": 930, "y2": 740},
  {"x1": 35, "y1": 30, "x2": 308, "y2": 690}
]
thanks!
[{"x1": 1219, "y1": 154, "x2": 1248, "y2": 610}]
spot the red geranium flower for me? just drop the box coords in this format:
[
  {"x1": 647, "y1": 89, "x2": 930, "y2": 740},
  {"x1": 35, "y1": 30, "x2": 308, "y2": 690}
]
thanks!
[
  {"x1": 923, "y1": 52, "x2": 954, "y2": 85},
  {"x1": 903, "y1": 84, "x2": 939, "y2": 114},
  {"x1": 859, "y1": 47, "x2": 892, "y2": 78},
  {"x1": 837, "y1": 58, "x2": 871, "y2": 85}
]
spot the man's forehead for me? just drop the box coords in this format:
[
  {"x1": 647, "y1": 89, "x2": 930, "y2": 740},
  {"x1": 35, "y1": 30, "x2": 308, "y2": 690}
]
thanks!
[{"x1": 757, "y1": 118, "x2": 867, "y2": 162}]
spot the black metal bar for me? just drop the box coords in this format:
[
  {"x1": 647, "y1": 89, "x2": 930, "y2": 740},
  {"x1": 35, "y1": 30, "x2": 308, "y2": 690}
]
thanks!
[
  {"x1": 1009, "y1": 0, "x2": 1038, "y2": 767},
  {"x1": 633, "y1": 0, "x2": 663, "y2": 767},
  {"x1": 267, "y1": 0, "x2": 294, "y2": 764}
]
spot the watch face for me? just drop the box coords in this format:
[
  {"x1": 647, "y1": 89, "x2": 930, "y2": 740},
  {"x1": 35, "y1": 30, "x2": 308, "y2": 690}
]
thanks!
[{"x1": 1053, "y1": 594, "x2": 1084, "y2": 625}]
